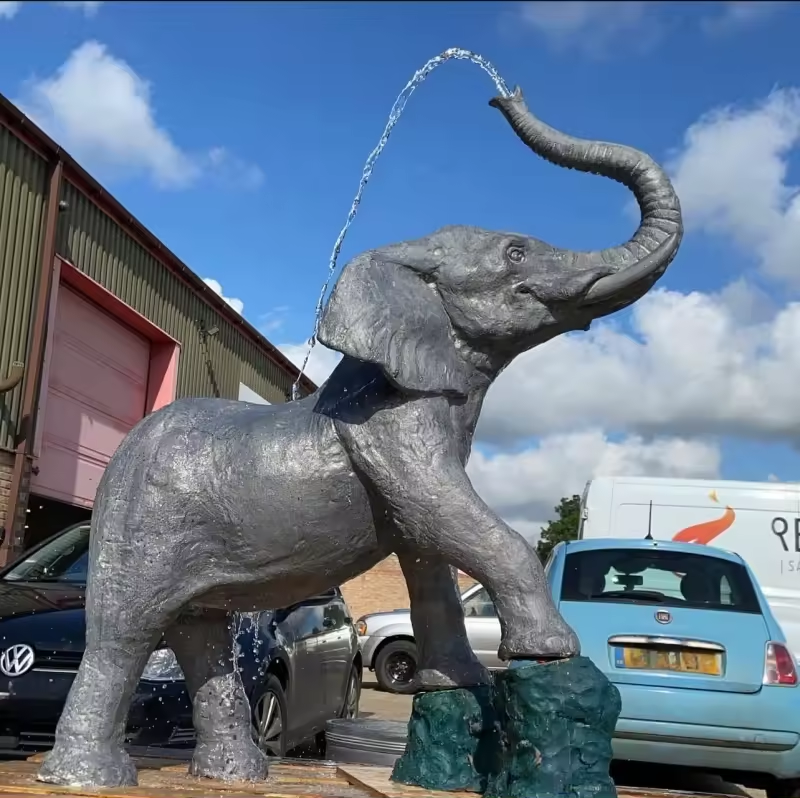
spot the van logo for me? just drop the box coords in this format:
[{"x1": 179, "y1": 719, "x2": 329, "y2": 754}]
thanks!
[
  {"x1": 655, "y1": 610, "x2": 672, "y2": 625},
  {"x1": 672, "y1": 491, "x2": 736, "y2": 546}
]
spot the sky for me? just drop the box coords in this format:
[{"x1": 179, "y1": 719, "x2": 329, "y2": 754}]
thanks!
[{"x1": 2, "y1": 0, "x2": 800, "y2": 541}]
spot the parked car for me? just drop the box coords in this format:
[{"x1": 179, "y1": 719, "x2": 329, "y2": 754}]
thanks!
[
  {"x1": 0, "y1": 522, "x2": 362, "y2": 757},
  {"x1": 359, "y1": 537, "x2": 800, "y2": 796},
  {"x1": 578, "y1": 475, "x2": 800, "y2": 661},
  {"x1": 357, "y1": 581, "x2": 502, "y2": 693}
]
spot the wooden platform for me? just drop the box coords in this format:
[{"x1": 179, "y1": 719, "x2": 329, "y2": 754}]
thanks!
[
  {"x1": 335, "y1": 764, "x2": 740, "y2": 798},
  {"x1": 0, "y1": 754, "x2": 738, "y2": 798}
]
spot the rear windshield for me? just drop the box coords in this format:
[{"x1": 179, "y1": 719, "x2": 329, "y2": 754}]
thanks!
[{"x1": 561, "y1": 548, "x2": 761, "y2": 614}]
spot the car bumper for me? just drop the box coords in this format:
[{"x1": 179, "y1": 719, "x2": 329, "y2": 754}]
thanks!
[
  {"x1": 613, "y1": 682, "x2": 800, "y2": 780},
  {"x1": 0, "y1": 671, "x2": 193, "y2": 751},
  {"x1": 359, "y1": 635, "x2": 384, "y2": 668}
]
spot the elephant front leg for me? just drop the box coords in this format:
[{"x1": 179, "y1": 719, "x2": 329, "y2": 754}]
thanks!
[
  {"x1": 391, "y1": 554, "x2": 500, "y2": 794},
  {"x1": 380, "y1": 458, "x2": 579, "y2": 662},
  {"x1": 378, "y1": 457, "x2": 617, "y2": 797}
]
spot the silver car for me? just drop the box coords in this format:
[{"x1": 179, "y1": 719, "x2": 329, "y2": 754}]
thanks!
[{"x1": 357, "y1": 583, "x2": 500, "y2": 693}]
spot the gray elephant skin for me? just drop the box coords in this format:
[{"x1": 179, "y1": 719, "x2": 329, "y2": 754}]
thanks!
[{"x1": 38, "y1": 87, "x2": 682, "y2": 788}]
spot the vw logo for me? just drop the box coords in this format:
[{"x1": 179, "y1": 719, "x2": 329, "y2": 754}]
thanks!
[
  {"x1": 0, "y1": 643, "x2": 34, "y2": 677},
  {"x1": 655, "y1": 610, "x2": 672, "y2": 625}
]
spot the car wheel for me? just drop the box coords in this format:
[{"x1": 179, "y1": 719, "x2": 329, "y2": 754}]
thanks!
[
  {"x1": 341, "y1": 663, "x2": 362, "y2": 718},
  {"x1": 768, "y1": 779, "x2": 800, "y2": 798},
  {"x1": 375, "y1": 639, "x2": 417, "y2": 694},
  {"x1": 251, "y1": 674, "x2": 287, "y2": 758}
]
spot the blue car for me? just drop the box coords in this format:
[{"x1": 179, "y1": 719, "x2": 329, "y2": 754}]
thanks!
[{"x1": 546, "y1": 538, "x2": 800, "y2": 798}]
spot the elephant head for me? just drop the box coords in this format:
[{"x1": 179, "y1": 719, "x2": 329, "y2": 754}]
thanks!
[{"x1": 318, "y1": 87, "x2": 682, "y2": 398}]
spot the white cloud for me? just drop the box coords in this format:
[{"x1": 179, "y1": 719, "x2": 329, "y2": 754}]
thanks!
[
  {"x1": 467, "y1": 433, "x2": 721, "y2": 542},
  {"x1": 0, "y1": 1, "x2": 104, "y2": 19},
  {"x1": 0, "y1": 2, "x2": 21, "y2": 18},
  {"x1": 518, "y1": 1, "x2": 652, "y2": 54},
  {"x1": 517, "y1": 1, "x2": 789, "y2": 52},
  {"x1": 480, "y1": 284, "x2": 800, "y2": 444},
  {"x1": 202, "y1": 278, "x2": 244, "y2": 316},
  {"x1": 669, "y1": 88, "x2": 800, "y2": 287},
  {"x1": 258, "y1": 306, "x2": 290, "y2": 336},
  {"x1": 52, "y1": 1, "x2": 103, "y2": 17},
  {"x1": 702, "y1": 1, "x2": 791, "y2": 34},
  {"x1": 205, "y1": 147, "x2": 264, "y2": 191},
  {"x1": 279, "y1": 342, "x2": 342, "y2": 388},
  {"x1": 15, "y1": 41, "x2": 263, "y2": 190}
]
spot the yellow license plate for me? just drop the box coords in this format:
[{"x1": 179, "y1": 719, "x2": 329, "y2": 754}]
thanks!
[{"x1": 615, "y1": 646, "x2": 721, "y2": 676}]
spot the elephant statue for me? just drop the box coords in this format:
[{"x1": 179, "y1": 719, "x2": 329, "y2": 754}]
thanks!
[{"x1": 38, "y1": 86, "x2": 682, "y2": 789}]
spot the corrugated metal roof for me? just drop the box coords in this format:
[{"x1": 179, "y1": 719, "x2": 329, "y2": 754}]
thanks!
[{"x1": 0, "y1": 91, "x2": 318, "y2": 397}]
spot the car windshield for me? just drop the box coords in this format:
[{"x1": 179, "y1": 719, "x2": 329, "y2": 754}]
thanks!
[
  {"x1": 561, "y1": 547, "x2": 761, "y2": 614},
  {"x1": 3, "y1": 525, "x2": 90, "y2": 584}
]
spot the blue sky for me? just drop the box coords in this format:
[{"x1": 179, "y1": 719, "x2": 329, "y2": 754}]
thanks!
[{"x1": 2, "y1": 0, "x2": 800, "y2": 534}]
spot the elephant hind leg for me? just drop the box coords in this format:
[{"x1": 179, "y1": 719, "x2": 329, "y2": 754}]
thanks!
[
  {"x1": 165, "y1": 611, "x2": 268, "y2": 782},
  {"x1": 37, "y1": 612, "x2": 165, "y2": 787}
]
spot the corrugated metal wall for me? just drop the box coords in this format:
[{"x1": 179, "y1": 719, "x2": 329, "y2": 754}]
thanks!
[
  {"x1": 56, "y1": 181, "x2": 293, "y2": 404},
  {"x1": 0, "y1": 127, "x2": 47, "y2": 451}
]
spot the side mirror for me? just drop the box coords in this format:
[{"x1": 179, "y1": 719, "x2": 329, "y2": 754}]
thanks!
[{"x1": 271, "y1": 607, "x2": 289, "y2": 624}]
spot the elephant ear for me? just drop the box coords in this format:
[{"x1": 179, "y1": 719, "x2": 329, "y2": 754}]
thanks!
[{"x1": 317, "y1": 253, "x2": 470, "y2": 397}]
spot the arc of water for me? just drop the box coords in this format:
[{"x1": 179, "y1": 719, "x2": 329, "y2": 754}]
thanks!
[{"x1": 290, "y1": 48, "x2": 512, "y2": 400}]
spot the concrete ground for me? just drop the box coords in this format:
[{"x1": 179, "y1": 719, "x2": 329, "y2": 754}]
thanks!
[{"x1": 358, "y1": 670, "x2": 767, "y2": 798}]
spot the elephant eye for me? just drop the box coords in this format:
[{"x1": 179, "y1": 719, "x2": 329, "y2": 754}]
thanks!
[{"x1": 506, "y1": 245, "x2": 526, "y2": 265}]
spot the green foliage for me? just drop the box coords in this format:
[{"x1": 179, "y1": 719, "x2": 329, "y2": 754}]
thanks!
[{"x1": 535, "y1": 494, "x2": 581, "y2": 562}]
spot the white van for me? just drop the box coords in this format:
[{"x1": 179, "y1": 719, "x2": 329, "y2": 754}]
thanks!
[{"x1": 579, "y1": 476, "x2": 800, "y2": 658}]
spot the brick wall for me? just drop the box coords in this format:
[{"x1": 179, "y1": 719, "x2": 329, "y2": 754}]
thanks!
[{"x1": 341, "y1": 554, "x2": 478, "y2": 620}]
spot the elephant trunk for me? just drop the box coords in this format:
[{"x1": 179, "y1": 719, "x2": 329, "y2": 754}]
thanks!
[{"x1": 489, "y1": 88, "x2": 682, "y2": 309}]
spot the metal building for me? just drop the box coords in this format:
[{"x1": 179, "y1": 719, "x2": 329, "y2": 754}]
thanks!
[{"x1": 0, "y1": 93, "x2": 316, "y2": 563}]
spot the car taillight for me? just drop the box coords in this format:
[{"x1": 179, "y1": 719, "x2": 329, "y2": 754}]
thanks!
[{"x1": 763, "y1": 642, "x2": 798, "y2": 686}]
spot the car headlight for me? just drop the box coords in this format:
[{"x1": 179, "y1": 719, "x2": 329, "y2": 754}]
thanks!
[
  {"x1": 141, "y1": 648, "x2": 184, "y2": 682},
  {"x1": 356, "y1": 619, "x2": 368, "y2": 636}
]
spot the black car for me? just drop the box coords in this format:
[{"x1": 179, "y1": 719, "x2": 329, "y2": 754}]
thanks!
[{"x1": 0, "y1": 523, "x2": 362, "y2": 756}]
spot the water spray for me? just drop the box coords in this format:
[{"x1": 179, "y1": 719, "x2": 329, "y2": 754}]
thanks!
[{"x1": 291, "y1": 48, "x2": 512, "y2": 400}]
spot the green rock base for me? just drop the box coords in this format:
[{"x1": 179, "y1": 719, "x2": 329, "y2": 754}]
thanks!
[
  {"x1": 486, "y1": 657, "x2": 621, "y2": 798},
  {"x1": 390, "y1": 685, "x2": 500, "y2": 793}
]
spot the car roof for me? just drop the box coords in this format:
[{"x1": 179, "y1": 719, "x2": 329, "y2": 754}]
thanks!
[{"x1": 563, "y1": 537, "x2": 744, "y2": 565}]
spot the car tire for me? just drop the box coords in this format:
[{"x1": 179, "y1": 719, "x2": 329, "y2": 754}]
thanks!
[
  {"x1": 251, "y1": 674, "x2": 288, "y2": 758},
  {"x1": 374, "y1": 639, "x2": 418, "y2": 694},
  {"x1": 768, "y1": 779, "x2": 800, "y2": 798},
  {"x1": 340, "y1": 663, "x2": 362, "y2": 719}
]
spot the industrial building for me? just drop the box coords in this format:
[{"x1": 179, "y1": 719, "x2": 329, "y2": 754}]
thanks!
[{"x1": 0, "y1": 92, "x2": 316, "y2": 564}]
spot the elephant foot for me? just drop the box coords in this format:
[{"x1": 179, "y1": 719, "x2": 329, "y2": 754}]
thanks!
[
  {"x1": 391, "y1": 685, "x2": 501, "y2": 793},
  {"x1": 498, "y1": 612, "x2": 580, "y2": 661},
  {"x1": 486, "y1": 657, "x2": 620, "y2": 798},
  {"x1": 38, "y1": 742, "x2": 137, "y2": 787},
  {"x1": 190, "y1": 738, "x2": 269, "y2": 782},
  {"x1": 416, "y1": 657, "x2": 492, "y2": 692}
]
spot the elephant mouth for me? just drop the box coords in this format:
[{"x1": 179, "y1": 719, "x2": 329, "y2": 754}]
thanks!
[
  {"x1": 578, "y1": 233, "x2": 680, "y2": 307},
  {"x1": 517, "y1": 264, "x2": 616, "y2": 307}
]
